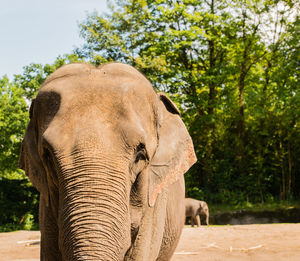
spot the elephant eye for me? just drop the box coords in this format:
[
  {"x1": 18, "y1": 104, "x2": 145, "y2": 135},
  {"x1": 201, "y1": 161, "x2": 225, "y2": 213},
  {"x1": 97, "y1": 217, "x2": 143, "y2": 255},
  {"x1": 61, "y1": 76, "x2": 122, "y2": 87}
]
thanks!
[
  {"x1": 135, "y1": 143, "x2": 148, "y2": 163},
  {"x1": 135, "y1": 151, "x2": 147, "y2": 162},
  {"x1": 131, "y1": 143, "x2": 149, "y2": 181}
]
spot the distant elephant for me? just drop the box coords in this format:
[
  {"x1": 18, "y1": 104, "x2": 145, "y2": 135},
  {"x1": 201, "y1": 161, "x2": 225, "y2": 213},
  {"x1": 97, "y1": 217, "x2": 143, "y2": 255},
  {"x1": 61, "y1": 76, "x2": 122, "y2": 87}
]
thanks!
[
  {"x1": 185, "y1": 198, "x2": 209, "y2": 226},
  {"x1": 19, "y1": 63, "x2": 197, "y2": 261}
]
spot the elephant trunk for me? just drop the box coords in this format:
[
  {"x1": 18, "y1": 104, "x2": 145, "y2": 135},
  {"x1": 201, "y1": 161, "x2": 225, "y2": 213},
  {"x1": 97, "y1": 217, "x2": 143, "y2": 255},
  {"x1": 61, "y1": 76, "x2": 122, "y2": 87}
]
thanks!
[{"x1": 58, "y1": 152, "x2": 131, "y2": 261}]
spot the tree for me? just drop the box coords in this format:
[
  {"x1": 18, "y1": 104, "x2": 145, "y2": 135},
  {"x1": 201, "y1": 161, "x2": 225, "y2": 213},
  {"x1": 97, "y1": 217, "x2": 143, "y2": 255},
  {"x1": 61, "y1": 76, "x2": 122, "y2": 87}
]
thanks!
[
  {"x1": 0, "y1": 76, "x2": 28, "y2": 177},
  {"x1": 267, "y1": 14, "x2": 300, "y2": 200},
  {"x1": 77, "y1": 0, "x2": 300, "y2": 203}
]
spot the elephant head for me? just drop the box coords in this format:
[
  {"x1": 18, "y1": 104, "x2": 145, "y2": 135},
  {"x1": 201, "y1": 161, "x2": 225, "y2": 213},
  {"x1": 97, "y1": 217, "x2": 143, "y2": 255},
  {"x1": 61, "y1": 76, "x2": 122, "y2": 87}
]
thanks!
[{"x1": 19, "y1": 63, "x2": 196, "y2": 260}]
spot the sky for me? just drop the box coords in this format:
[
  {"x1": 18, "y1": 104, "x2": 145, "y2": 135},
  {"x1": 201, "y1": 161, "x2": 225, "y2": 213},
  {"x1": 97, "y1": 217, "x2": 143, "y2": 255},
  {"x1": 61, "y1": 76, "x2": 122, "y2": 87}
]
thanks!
[{"x1": 0, "y1": 0, "x2": 108, "y2": 79}]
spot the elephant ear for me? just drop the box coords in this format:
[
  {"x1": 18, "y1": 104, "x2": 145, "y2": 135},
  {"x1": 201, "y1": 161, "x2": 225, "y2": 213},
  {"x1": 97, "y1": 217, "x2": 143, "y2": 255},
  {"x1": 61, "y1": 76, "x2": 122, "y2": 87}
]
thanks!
[
  {"x1": 148, "y1": 93, "x2": 197, "y2": 207},
  {"x1": 19, "y1": 99, "x2": 49, "y2": 205}
]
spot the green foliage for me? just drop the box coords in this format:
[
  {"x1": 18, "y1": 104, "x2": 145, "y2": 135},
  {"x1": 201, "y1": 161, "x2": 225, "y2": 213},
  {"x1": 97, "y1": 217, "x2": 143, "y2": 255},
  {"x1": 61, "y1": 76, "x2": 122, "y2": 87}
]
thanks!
[
  {"x1": 186, "y1": 186, "x2": 204, "y2": 200},
  {"x1": 0, "y1": 77, "x2": 28, "y2": 174},
  {"x1": 210, "y1": 200, "x2": 300, "y2": 215},
  {"x1": 0, "y1": 222, "x2": 39, "y2": 232},
  {"x1": 0, "y1": 178, "x2": 39, "y2": 226},
  {"x1": 22, "y1": 213, "x2": 35, "y2": 230}
]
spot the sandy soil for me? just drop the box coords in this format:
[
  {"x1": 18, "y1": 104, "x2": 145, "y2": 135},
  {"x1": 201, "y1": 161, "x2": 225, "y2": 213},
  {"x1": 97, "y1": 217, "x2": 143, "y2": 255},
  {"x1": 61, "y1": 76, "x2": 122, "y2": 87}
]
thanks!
[
  {"x1": 0, "y1": 224, "x2": 299, "y2": 261},
  {"x1": 0, "y1": 230, "x2": 40, "y2": 261},
  {"x1": 173, "y1": 224, "x2": 300, "y2": 261}
]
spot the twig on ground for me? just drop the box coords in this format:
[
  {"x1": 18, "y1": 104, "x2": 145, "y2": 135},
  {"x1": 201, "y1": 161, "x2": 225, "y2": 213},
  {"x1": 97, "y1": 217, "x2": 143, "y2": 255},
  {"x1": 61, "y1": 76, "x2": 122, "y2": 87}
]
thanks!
[
  {"x1": 175, "y1": 243, "x2": 263, "y2": 255},
  {"x1": 17, "y1": 239, "x2": 40, "y2": 244},
  {"x1": 229, "y1": 245, "x2": 263, "y2": 252}
]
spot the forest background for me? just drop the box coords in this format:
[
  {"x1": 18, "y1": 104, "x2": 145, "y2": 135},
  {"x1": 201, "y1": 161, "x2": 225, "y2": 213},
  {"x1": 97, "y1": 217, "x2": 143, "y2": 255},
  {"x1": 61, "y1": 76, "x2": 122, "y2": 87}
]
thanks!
[{"x1": 0, "y1": 0, "x2": 299, "y2": 229}]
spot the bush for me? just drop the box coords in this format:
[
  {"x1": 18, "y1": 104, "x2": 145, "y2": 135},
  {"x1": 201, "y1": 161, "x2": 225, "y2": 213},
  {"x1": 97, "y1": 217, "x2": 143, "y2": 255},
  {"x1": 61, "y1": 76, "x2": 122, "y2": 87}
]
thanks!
[
  {"x1": 0, "y1": 178, "x2": 39, "y2": 226},
  {"x1": 186, "y1": 187, "x2": 205, "y2": 200},
  {"x1": 22, "y1": 213, "x2": 34, "y2": 230}
]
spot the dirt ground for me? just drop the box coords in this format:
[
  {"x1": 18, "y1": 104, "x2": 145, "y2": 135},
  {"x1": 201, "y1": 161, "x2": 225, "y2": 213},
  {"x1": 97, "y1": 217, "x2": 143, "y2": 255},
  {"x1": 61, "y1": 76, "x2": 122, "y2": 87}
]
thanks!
[
  {"x1": 0, "y1": 224, "x2": 299, "y2": 261},
  {"x1": 173, "y1": 224, "x2": 300, "y2": 261}
]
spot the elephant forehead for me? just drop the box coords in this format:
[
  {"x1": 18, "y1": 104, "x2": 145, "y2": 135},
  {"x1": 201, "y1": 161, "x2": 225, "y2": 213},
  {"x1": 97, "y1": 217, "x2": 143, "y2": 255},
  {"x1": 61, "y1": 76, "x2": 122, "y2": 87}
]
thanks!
[
  {"x1": 40, "y1": 66, "x2": 157, "y2": 115},
  {"x1": 41, "y1": 62, "x2": 155, "y2": 98}
]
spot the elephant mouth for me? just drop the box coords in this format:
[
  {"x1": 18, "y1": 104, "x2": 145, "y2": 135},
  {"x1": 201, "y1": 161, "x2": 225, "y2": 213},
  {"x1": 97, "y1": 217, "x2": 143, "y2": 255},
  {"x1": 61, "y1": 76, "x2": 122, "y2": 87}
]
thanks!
[
  {"x1": 123, "y1": 226, "x2": 138, "y2": 259},
  {"x1": 130, "y1": 223, "x2": 140, "y2": 244}
]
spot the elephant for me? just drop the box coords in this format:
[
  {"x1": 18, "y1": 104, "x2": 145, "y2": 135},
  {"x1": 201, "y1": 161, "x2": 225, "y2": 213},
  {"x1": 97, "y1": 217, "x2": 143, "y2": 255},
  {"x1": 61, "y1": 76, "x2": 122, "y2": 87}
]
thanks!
[
  {"x1": 185, "y1": 198, "x2": 209, "y2": 227},
  {"x1": 19, "y1": 62, "x2": 197, "y2": 261}
]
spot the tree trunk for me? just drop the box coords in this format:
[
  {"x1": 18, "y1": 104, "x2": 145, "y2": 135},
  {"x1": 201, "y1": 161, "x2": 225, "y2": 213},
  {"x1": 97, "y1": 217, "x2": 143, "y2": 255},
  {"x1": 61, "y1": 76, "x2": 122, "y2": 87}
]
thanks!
[
  {"x1": 288, "y1": 139, "x2": 292, "y2": 199},
  {"x1": 237, "y1": 73, "x2": 246, "y2": 174},
  {"x1": 279, "y1": 140, "x2": 286, "y2": 200}
]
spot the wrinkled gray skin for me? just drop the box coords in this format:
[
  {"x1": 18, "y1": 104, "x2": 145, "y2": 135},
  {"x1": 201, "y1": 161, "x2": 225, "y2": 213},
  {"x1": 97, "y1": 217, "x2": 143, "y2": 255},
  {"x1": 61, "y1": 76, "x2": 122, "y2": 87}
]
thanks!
[
  {"x1": 185, "y1": 198, "x2": 209, "y2": 226},
  {"x1": 19, "y1": 63, "x2": 197, "y2": 261}
]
